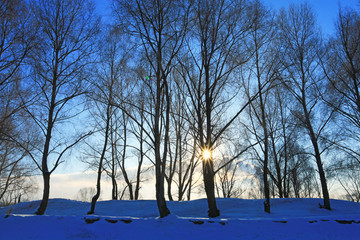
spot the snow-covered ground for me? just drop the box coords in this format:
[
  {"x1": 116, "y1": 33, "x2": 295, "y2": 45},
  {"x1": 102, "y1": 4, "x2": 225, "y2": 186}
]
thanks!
[{"x1": 1, "y1": 198, "x2": 359, "y2": 239}]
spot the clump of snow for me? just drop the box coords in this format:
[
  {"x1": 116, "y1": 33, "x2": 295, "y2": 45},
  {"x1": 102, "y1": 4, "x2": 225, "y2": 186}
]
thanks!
[{"x1": 1, "y1": 198, "x2": 359, "y2": 239}]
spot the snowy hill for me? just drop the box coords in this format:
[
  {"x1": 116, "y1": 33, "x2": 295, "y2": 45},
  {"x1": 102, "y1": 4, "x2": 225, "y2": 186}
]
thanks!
[{"x1": 1, "y1": 198, "x2": 360, "y2": 239}]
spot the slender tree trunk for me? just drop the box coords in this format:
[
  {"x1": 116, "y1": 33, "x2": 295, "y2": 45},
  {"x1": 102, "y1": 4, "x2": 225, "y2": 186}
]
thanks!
[
  {"x1": 36, "y1": 57, "x2": 57, "y2": 215},
  {"x1": 88, "y1": 102, "x2": 111, "y2": 214},
  {"x1": 203, "y1": 62, "x2": 219, "y2": 218},
  {"x1": 110, "y1": 123, "x2": 118, "y2": 200},
  {"x1": 36, "y1": 134, "x2": 52, "y2": 215},
  {"x1": 134, "y1": 107, "x2": 144, "y2": 200},
  {"x1": 155, "y1": 151, "x2": 169, "y2": 217},
  {"x1": 186, "y1": 150, "x2": 197, "y2": 201},
  {"x1": 261, "y1": 113, "x2": 270, "y2": 213},
  {"x1": 183, "y1": 139, "x2": 198, "y2": 201},
  {"x1": 302, "y1": 96, "x2": 331, "y2": 210},
  {"x1": 167, "y1": 178, "x2": 173, "y2": 201},
  {"x1": 282, "y1": 126, "x2": 289, "y2": 198},
  {"x1": 255, "y1": 38, "x2": 270, "y2": 213},
  {"x1": 166, "y1": 140, "x2": 174, "y2": 201},
  {"x1": 166, "y1": 142, "x2": 174, "y2": 201},
  {"x1": 154, "y1": 47, "x2": 170, "y2": 217},
  {"x1": 120, "y1": 112, "x2": 134, "y2": 200},
  {"x1": 177, "y1": 144, "x2": 183, "y2": 201},
  {"x1": 307, "y1": 121, "x2": 331, "y2": 209},
  {"x1": 135, "y1": 116, "x2": 144, "y2": 200},
  {"x1": 276, "y1": 91, "x2": 289, "y2": 198},
  {"x1": 36, "y1": 171, "x2": 50, "y2": 215},
  {"x1": 134, "y1": 149, "x2": 143, "y2": 200},
  {"x1": 186, "y1": 155, "x2": 197, "y2": 201},
  {"x1": 155, "y1": 126, "x2": 170, "y2": 217},
  {"x1": 271, "y1": 135, "x2": 283, "y2": 198},
  {"x1": 112, "y1": 176, "x2": 118, "y2": 200},
  {"x1": 187, "y1": 175, "x2": 192, "y2": 201}
]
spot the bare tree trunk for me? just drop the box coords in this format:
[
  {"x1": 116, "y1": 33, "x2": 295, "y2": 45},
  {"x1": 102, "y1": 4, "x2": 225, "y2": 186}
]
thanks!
[
  {"x1": 36, "y1": 171, "x2": 50, "y2": 215},
  {"x1": 120, "y1": 111, "x2": 134, "y2": 200},
  {"x1": 110, "y1": 119, "x2": 118, "y2": 200},
  {"x1": 270, "y1": 133, "x2": 283, "y2": 198},
  {"x1": 166, "y1": 139, "x2": 175, "y2": 201},
  {"x1": 111, "y1": 175, "x2": 118, "y2": 200},
  {"x1": 134, "y1": 110, "x2": 144, "y2": 200},
  {"x1": 88, "y1": 102, "x2": 111, "y2": 214},
  {"x1": 36, "y1": 51, "x2": 57, "y2": 215},
  {"x1": 203, "y1": 62, "x2": 219, "y2": 217},
  {"x1": 202, "y1": 156, "x2": 219, "y2": 217},
  {"x1": 35, "y1": 105, "x2": 53, "y2": 216},
  {"x1": 257, "y1": 51, "x2": 271, "y2": 213},
  {"x1": 303, "y1": 106, "x2": 331, "y2": 209},
  {"x1": 186, "y1": 150, "x2": 198, "y2": 201},
  {"x1": 154, "y1": 57, "x2": 170, "y2": 218},
  {"x1": 186, "y1": 146, "x2": 198, "y2": 201},
  {"x1": 280, "y1": 99, "x2": 289, "y2": 198}
]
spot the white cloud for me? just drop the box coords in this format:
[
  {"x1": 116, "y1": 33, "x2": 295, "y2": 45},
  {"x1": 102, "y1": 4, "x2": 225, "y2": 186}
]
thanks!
[{"x1": 30, "y1": 169, "x2": 158, "y2": 201}]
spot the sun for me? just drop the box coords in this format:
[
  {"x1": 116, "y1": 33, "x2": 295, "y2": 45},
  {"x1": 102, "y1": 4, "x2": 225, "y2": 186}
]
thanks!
[{"x1": 202, "y1": 149, "x2": 212, "y2": 161}]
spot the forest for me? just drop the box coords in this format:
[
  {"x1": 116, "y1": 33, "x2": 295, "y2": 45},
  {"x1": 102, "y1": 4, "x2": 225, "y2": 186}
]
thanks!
[{"x1": 0, "y1": 0, "x2": 360, "y2": 218}]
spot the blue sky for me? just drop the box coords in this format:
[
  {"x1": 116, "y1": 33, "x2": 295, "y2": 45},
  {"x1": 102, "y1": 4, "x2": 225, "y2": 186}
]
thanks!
[
  {"x1": 262, "y1": 0, "x2": 359, "y2": 35},
  {"x1": 94, "y1": 0, "x2": 360, "y2": 35}
]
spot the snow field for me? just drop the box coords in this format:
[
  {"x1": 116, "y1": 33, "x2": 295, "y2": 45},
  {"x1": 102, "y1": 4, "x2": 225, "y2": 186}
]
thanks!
[{"x1": 1, "y1": 198, "x2": 359, "y2": 239}]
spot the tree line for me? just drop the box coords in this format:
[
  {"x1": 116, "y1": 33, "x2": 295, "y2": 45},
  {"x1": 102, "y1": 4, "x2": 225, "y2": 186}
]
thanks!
[{"x1": 1, "y1": 0, "x2": 359, "y2": 218}]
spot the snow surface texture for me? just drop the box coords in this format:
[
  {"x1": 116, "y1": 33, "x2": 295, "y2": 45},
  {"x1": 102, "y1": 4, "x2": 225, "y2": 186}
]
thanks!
[{"x1": 1, "y1": 198, "x2": 359, "y2": 239}]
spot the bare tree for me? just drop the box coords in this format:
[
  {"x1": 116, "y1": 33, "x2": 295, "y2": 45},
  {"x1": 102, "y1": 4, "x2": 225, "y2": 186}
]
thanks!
[
  {"x1": 84, "y1": 24, "x2": 134, "y2": 211},
  {"x1": 321, "y1": 7, "x2": 360, "y2": 193},
  {"x1": 242, "y1": 0, "x2": 279, "y2": 213},
  {"x1": 0, "y1": 0, "x2": 32, "y2": 90},
  {"x1": 25, "y1": 0, "x2": 99, "y2": 215},
  {"x1": 128, "y1": 85, "x2": 150, "y2": 200},
  {"x1": 321, "y1": 7, "x2": 360, "y2": 136},
  {"x1": 163, "y1": 69, "x2": 201, "y2": 201},
  {"x1": 117, "y1": 110, "x2": 135, "y2": 200},
  {"x1": 76, "y1": 187, "x2": 96, "y2": 202},
  {"x1": 106, "y1": 113, "x2": 121, "y2": 200},
  {"x1": 215, "y1": 155, "x2": 244, "y2": 198},
  {"x1": 266, "y1": 88, "x2": 294, "y2": 198},
  {"x1": 0, "y1": 80, "x2": 39, "y2": 206},
  {"x1": 0, "y1": 0, "x2": 40, "y2": 207},
  {"x1": 87, "y1": 77, "x2": 113, "y2": 214},
  {"x1": 0, "y1": 0, "x2": 33, "y2": 131},
  {"x1": 277, "y1": 3, "x2": 332, "y2": 210},
  {"x1": 180, "y1": 0, "x2": 254, "y2": 217},
  {"x1": 97, "y1": 27, "x2": 132, "y2": 201},
  {"x1": 287, "y1": 152, "x2": 320, "y2": 198},
  {"x1": 0, "y1": 138, "x2": 38, "y2": 205},
  {"x1": 337, "y1": 165, "x2": 360, "y2": 202},
  {"x1": 114, "y1": 0, "x2": 189, "y2": 217}
]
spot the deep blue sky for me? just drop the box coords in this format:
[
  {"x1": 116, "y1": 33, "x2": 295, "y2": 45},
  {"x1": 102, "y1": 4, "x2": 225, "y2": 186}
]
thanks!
[
  {"x1": 262, "y1": 0, "x2": 359, "y2": 35},
  {"x1": 94, "y1": 0, "x2": 359, "y2": 36}
]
